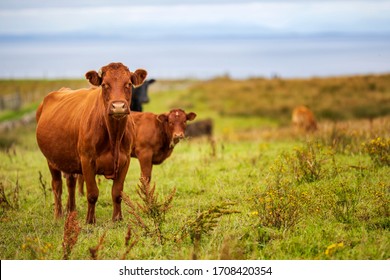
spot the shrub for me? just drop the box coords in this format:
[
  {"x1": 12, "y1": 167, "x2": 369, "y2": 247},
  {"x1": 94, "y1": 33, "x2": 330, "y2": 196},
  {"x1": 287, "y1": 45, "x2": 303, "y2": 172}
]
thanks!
[
  {"x1": 253, "y1": 157, "x2": 309, "y2": 230},
  {"x1": 363, "y1": 137, "x2": 390, "y2": 166},
  {"x1": 292, "y1": 143, "x2": 325, "y2": 183},
  {"x1": 284, "y1": 141, "x2": 334, "y2": 184},
  {"x1": 254, "y1": 183, "x2": 308, "y2": 230},
  {"x1": 21, "y1": 237, "x2": 53, "y2": 260}
]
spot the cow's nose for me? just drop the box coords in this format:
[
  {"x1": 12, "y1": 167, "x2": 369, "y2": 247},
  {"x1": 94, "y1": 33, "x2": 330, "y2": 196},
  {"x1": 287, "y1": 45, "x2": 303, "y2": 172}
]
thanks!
[
  {"x1": 173, "y1": 132, "x2": 184, "y2": 139},
  {"x1": 110, "y1": 101, "x2": 129, "y2": 115}
]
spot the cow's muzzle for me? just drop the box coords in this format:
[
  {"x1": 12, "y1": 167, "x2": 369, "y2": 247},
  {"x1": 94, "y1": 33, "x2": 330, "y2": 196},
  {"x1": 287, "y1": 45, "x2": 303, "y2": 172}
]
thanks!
[
  {"x1": 109, "y1": 101, "x2": 129, "y2": 119},
  {"x1": 170, "y1": 132, "x2": 185, "y2": 148},
  {"x1": 173, "y1": 132, "x2": 185, "y2": 142},
  {"x1": 173, "y1": 132, "x2": 185, "y2": 140}
]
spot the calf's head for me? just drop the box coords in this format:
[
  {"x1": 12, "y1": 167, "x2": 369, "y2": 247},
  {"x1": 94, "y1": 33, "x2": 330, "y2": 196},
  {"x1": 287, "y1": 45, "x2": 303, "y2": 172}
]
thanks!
[
  {"x1": 86, "y1": 62, "x2": 147, "y2": 119},
  {"x1": 157, "y1": 109, "x2": 197, "y2": 147}
]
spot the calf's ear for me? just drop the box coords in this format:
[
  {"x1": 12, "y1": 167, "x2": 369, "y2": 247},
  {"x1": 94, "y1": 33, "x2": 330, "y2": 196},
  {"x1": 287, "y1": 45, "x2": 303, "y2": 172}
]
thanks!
[
  {"x1": 186, "y1": 112, "x2": 197, "y2": 121},
  {"x1": 85, "y1": 70, "x2": 102, "y2": 86},
  {"x1": 131, "y1": 69, "x2": 148, "y2": 88},
  {"x1": 157, "y1": 113, "x2": 168, "y2": 123}
]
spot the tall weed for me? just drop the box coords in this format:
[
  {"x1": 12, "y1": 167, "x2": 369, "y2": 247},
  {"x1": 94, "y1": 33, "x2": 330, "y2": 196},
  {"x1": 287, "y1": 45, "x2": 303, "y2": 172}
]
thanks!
[
  {"x1": 331, "y1": 182, "x2": 362, "y2": 224},
  {"x1": 175, "y1": 202, "x2": 239, "y2": 259},
  {"x1": 122, "y1": 179, "x2": 176, "y2": 244}
]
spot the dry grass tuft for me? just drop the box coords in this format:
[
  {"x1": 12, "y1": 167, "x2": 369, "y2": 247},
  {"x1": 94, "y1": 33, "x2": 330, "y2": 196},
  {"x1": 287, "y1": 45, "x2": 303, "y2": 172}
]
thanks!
[
  {"x1": 62, "y1": 211, "x2": 81, "y2": 260},
  {"x1": 120, "y1": 225, "x2": 139, "y2": 260}
]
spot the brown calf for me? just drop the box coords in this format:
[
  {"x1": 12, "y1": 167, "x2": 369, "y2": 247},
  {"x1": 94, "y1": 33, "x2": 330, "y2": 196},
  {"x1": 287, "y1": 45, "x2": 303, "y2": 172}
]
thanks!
[
  {"x1": 130, "y1": 109, "x2": 196, "y2": 182},
  {"x1": 36, "y1": 62, "x2": 147, "y2": 224}
]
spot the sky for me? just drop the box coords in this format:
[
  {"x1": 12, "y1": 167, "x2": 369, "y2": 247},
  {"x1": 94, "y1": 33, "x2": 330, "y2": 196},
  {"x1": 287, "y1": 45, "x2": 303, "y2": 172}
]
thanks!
[
  {"x1": 1, "y1": 0, "x2": 390, "y2": 39},
  {"x1": 0, "y1": 0, "x2": 389, "y2": 79}
]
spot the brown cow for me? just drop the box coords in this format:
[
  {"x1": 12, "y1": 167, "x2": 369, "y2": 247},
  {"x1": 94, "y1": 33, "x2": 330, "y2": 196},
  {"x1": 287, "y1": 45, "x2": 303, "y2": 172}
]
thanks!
[
  {"x1": 77, "y1": 109, "x2": 196, "y2": 194},
  {"x1": 130, "y1": 109, "x2": 196, "y2": 182},
  {"x1": 292, "y1": 105, "x2": 318, "y2": 132},
  {"x1": 36, "y1": 62, "x2": 147, "y2": 224}
]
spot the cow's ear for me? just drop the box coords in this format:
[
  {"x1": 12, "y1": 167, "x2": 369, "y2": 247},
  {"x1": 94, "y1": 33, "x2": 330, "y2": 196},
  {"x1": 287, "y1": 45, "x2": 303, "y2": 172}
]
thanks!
[
  {"x1": 157, "y1": 113, "x2": 168, "y2": 123},
  {"x1": 131, "y1": 69, "x2": 148, "y2": 88},
  {"x1": 85, "y1": 70, "x2": 102, "y2": 86},
  {"x1": 186, "y1": 112, "x2": 197, "y2": 121}
]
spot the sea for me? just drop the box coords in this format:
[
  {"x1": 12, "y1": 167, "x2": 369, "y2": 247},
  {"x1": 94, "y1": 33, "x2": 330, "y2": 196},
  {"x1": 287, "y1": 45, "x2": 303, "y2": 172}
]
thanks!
[{"x1": 0, "y1": 34, "x2": 389, "y2": 80}]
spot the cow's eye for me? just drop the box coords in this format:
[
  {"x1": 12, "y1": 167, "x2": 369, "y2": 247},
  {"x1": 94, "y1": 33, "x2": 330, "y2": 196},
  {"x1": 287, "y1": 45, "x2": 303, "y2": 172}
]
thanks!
[
  {"x1": 102, "y1": 83, "x2": 109, "y2": 89},
  {"x1": 125, "y1": 83, "x2": 131, "y2": 89}
]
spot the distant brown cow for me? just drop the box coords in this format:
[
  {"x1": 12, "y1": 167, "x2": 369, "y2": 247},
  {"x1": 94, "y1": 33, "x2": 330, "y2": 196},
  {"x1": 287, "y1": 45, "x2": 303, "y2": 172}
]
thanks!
[
  {"x1": 292, "y1": 105, "x2": 317, "y2": 132},
  {"x1": 131, "y1": 109, "x2": 196, "y2": 183},
  {"x1": 36, "y1": 62, "x2": 147, "y2": 224},
  {"x1": 185, "y1": 118, "x2": 213, "y2": 139}
]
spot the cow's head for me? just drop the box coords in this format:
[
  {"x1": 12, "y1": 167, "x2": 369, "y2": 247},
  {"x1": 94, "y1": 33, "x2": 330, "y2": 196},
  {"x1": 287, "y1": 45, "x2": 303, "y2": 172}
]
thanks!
[
  {"x1": 85, "y1": 62, "x2": 147, "y2": 119},
  {"x1": 157, "y1": 109, "x2": 197, "y2": 147}
]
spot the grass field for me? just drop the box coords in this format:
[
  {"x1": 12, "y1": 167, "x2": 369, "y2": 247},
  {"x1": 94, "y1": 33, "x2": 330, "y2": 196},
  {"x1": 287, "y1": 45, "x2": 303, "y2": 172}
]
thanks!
[{"x1": 0, "y1": 75, "x2": 389, "y2": 260}]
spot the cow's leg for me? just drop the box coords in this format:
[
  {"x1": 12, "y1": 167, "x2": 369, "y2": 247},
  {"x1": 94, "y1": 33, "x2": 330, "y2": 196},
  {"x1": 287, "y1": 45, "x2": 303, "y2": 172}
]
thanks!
[
  {"x1": 77, "y1": 175, "x2": 85, "y2": 196},
  {"x1": 48, "y1": 162, "x2": 63, "y2": 219},
  {"x1": 111, "y1": 157, "x2": 130, "y2": 222},
  {"x1": 137, "y1": 151, "x2": 153, "y2": 183},
  {"x1": 81, "y1": 159, "x2": 98, "y2": 224},
  {"x1": 66, "y1": 174, "x2": 77, "y2": 213}
]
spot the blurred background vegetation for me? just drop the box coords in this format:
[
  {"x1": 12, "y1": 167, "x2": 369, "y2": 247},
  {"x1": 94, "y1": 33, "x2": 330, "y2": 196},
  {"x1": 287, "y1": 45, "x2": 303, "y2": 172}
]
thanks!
[
  {"x1": 1, "y1": 73, "x2": 389, "y2": 125},
  {"x1": 174, "y1": 74, "x2": 390, "y2": 124}
]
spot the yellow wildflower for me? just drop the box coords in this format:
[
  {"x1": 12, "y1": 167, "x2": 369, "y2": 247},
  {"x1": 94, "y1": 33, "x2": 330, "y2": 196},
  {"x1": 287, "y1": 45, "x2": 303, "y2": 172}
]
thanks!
[
  {"x1": 250, "y1": 211, "x2": 258, "y2": 216},
  {"x1": 325, "y1": 242, "x2": 344, "y2": 256}
]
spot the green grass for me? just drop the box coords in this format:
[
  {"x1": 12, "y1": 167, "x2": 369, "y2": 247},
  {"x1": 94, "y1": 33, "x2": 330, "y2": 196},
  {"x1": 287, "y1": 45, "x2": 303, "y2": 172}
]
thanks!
[
  {"x1": 0, "y1": 76, "x2": 389, "y2": 260},
  {"x1": 0, "y1": 123, "x2": 389, "y2": 260},
  {"x1": 0, "y1": 102, "x2": 40, "y2": 122}
]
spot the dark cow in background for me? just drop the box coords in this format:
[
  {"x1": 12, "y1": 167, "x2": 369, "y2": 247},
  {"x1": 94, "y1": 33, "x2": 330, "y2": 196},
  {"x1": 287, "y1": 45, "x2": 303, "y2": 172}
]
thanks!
[
  {"x1": 185, "y1": 118, "x2": 216, "y2": 156},
  {"x1": 36, "y1": 62, "x2": 147, "y2": 224},
  {"x1": 130, "y1": 109, "x2": 196, "y2": 182},
  {"x1": 185, "y1": 118, "x2": 213, "y2": 139},
  {"x1": 131, "y1": 79, "x2": 156, "y2": 112}
]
